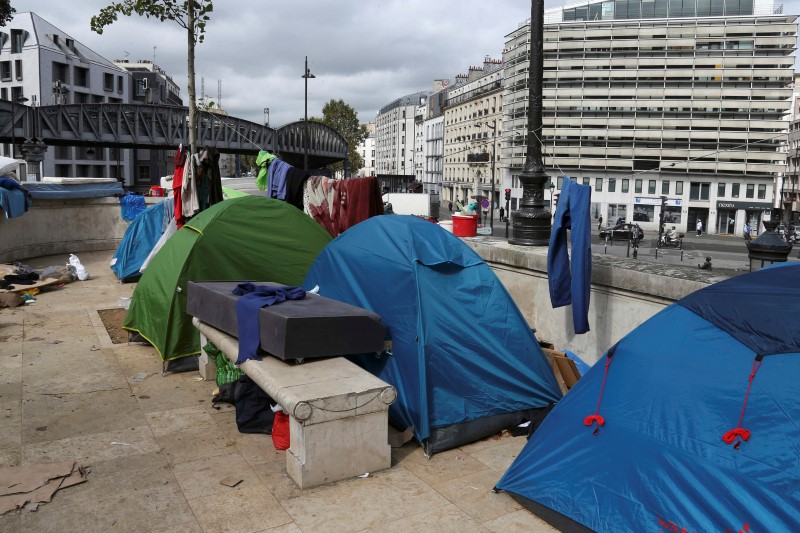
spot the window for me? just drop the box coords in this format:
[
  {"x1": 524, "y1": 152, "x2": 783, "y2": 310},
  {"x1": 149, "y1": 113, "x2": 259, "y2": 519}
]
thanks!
[
  {"x1": 663, "y1": 206, "x2": 682, "y2": 224},
  {"x1": 757, "y1": 184, "x2": 765, "y2": 199},
  {"x1": 52, "y1": 62, "x2": 69, "y2": 84},
  {"x1": 622, "y1": 179, "x2": 629, "y2": 193},
  {"x1": 0, "y1": 61, "x2": 10, "y2": 81},
  {"x1": 104, "y1": 73, "x2": 114, "y2": 91},
  {"x1": 117, "y1": 76, "x2": 124, "y2": 93},
  {"x1": 11, "y1": 29, "x2": 23, "y2": 53},
  {"x1": 138, "y1": 166, "x2": 150, "y2": 181},
  {"x1": 648, "y1": 180, "x2": 656, "y2": 194},
  {"x1": 676, "y1": 181, "x2": 684, "y2": 195},
  {"x1": 608, "y1": 178, "x2": 616, "y2": 192},
  {"x1": 0, "y1": 88, "x2": 6, "y2": 100},
  {"x1": 595, "y1": 178, "x2": 603, "y2": 192},
  {"x1": 746, "y1": 184, "x2": 754, "y2": 198},
  {"x1": 635, "y1": 179, "x2": 642, "y2": 194},
  {"x1": 732, "y1": 183, "x2": 740, "y2": 198},
  {"x1": 582, "y1": 177, "x2": 589, "y2": 186},
  {"x1": 661, "y1": 180, "x2": 669, "y2": 195},
  {"x1": 689, "y1": 182, "x2": 710, "y2": 200},
  {"x1": 14, "y1": 60, "x2": 22, "y2": 81},
  {"x1": 74, "y1": 66, "x2": 89, "y2": 87},
  {"x1": 718, "y1": 182, "x2": 725, "y2": 197}
]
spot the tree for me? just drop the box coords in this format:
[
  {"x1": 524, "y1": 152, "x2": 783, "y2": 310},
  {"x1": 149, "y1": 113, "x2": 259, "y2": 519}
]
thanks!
[
  {"x1": 91, "y1": 1, "x2": 214, "y2": 153},
  {"x1": 312, "y1": 99, "x2": 368, "y2": 176},
  {"x1": 0, "y1": 1, "x2": 15, "y2": 26}
]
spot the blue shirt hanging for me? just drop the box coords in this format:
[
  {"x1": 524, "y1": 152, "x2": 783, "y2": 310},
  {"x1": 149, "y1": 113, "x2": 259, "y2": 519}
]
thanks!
[{"x1": 547, "y1": 178, "x2": 592, "y2": 334}]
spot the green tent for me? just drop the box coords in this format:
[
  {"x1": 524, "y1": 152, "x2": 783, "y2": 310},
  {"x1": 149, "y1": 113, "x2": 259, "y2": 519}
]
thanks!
[
  {"x1": 222, "y1": 185, "x2": 249, "y2": 199},
  {"x1": 124, "y1": 196, "x2": 332, "y2": 361}
]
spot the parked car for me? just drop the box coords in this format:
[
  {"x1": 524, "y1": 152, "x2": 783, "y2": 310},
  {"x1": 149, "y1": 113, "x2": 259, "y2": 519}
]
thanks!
[{"x1": 599, "y1": 223, "x2": 645, "y2": 241}]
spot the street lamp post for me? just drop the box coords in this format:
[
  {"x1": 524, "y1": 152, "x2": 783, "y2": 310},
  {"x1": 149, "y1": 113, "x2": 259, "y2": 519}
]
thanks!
[
  {"x1": 482, "y1": 121, "x2": 498, "y2": 232},
  {"x1": 302, "y1": 56, "x2": 315, "y2": 170},
  {"x1": 263, "y1": 107, "x2": 270, "y2": 127},
  {"x1": 510, "y1": 0, "x2": 551, "y2": 246}
]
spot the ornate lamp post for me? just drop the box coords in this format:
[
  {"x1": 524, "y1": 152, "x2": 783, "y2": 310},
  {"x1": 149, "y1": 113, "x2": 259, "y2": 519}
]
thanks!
[
  {"x1": 302, "y1": 56, "x2": 315, "y2": 170},
  {"x1": 481, "y1": 121, "x2": 498, "y2": 232},
  {"x1": 510, "y1": 0, "x2": 552, "y2": 246}
]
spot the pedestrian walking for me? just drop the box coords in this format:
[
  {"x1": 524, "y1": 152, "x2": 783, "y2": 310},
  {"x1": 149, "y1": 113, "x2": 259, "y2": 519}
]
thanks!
[
  {"x1": 696, "y1": 218, "x2": 703, "y2": 236},
  {"x1": 499, "y1": 207, "x2": 505, "y2": 222},
  {"x1": 598, "y1": 215, "x2": 603, "y2": 231},
  {"x1": 448, "y1": 201, "x2": 453, "y2": 214},
  {"x1": 744, "y1": 222, "x2": 752, "y2": 241}
]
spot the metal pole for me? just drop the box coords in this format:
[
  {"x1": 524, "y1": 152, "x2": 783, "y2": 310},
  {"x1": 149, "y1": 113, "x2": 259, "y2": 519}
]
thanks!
[
  {"x1": 304, "y1": 57, "x2": 308, "y2": 170},
  {"x1": 509, "y1": 0, "x2": 551, "y2": 246},
  {"x1": 490, "y1": 125, "x2": 496, "y2": 233}
]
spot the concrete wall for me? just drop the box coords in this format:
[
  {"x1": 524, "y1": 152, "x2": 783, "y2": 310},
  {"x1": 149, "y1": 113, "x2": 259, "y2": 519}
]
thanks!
[
  {"x1": 0, "y1": 197, "x2": 133, "y2": 263},
  {"x1": 463, "y1": 236, "x2": 727, "y2": 365}
]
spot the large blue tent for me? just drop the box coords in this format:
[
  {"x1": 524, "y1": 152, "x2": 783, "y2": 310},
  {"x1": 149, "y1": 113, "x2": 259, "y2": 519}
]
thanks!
[
  {"x1": 496, "y1": 263, "x2": 800, "y2": 532},
  {"x1": 303, "y1": 215, "x2": 562, "y2": 455},
  {"x1": 110, "y1": 200, "x2": 167, "y2": 282}
]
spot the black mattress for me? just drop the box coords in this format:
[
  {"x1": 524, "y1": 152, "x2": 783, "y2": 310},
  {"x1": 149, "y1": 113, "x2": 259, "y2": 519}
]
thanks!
[{"x1": 187, "y1": 281, "x2": 385, "y2": 361}]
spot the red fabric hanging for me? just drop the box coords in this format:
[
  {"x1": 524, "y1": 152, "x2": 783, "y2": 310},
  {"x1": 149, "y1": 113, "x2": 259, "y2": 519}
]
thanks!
[{"x1": 173, "y1": 147, "x2": 187, "y2": 229}]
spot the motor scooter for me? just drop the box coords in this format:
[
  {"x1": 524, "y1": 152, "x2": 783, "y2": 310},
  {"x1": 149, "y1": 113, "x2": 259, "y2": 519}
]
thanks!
[{"x1": 659, "y1": 232, "x2": 684, "y2": 248}]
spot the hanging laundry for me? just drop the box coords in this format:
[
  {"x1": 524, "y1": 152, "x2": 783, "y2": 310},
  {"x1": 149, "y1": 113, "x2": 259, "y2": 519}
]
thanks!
[
  {"x1": 267, "y1": 159, "x2": 291, "y2": 200},
  {"x1": 547, "y1": 178, "x2": 592, "y2": 334},
  {"x1": 195, "y1": 148, "x2": 223, "y2": 211},
  {"x1": 181, "y1": 152, "x2": 200, "y2": 220},
  {"x1": 172, "y1": 146, "x2": 188, "y2": 228},
  {"x1": 255, "y1": 151, "x2": 277, "y2": 191}
]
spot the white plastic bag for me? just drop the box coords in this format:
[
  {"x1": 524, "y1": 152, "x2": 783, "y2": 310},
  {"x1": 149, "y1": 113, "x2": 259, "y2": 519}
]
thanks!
[{"x1": 68, "y1": 254, "x2": 90, "y2": 281}]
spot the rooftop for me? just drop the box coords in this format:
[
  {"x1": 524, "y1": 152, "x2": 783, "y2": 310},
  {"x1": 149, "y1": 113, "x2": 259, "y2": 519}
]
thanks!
[{"x1": 0, "y1": 250, "x2": 558, "y2": 532}]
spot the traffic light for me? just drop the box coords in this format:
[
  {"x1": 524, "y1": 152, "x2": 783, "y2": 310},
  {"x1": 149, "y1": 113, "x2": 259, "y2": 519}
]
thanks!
[{"x1": 505, "y1": 188, "x2": 511, "y2": 201}]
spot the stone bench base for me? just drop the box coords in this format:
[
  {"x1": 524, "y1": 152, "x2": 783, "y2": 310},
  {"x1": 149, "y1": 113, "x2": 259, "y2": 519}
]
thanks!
[{"x1": 192, "y1": 317, "x2": 396, "y2": 489}]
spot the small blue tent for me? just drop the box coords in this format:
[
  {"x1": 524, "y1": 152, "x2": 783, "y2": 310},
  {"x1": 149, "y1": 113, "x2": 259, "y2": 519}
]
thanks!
[
  {"x1": 303, "y1": 215, "x2": 562, "y2": 455},
  {"x1": 497, "y1": 263, "x2": 800, "y2": 532},
  {"x1": 110, "y1": 200, "x2": 166, "y2": 282}
]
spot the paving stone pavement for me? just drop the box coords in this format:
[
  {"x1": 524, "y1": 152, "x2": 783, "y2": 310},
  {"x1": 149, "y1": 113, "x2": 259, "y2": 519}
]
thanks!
[{"x1": 0, "y1": 250, "x2": 559, "y2": 533}]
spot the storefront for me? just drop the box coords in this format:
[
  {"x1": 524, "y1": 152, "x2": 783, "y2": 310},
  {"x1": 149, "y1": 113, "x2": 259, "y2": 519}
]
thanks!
[{"x1": 716, "y1": 200, "x2": 771, "y2": 237}]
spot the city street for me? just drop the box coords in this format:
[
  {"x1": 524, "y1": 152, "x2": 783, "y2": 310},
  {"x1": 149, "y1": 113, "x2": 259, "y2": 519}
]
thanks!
[{"x1": 436, "y1": 205, "x2": 800, "y2": 275}]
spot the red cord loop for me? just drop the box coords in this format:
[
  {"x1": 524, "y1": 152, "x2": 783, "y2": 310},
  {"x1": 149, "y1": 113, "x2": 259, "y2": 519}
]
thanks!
[
  {"x1": 584, "y1": 414, "x2": 605, "y2": 427},
  {"x1": 722, "y1": 358, "x2": 763, "y2": 449},
  {"x1": 722, "y1": 428, "x2": 751, "y2": 445},
  {"x1": 584, "y1": 351, "x2": 615, "y2": 434}
]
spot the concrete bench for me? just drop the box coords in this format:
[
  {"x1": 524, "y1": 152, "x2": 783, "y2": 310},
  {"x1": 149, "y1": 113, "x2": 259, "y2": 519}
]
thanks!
[{"x1": 192, "y1": 317, "x2": 397, "y2": 489}]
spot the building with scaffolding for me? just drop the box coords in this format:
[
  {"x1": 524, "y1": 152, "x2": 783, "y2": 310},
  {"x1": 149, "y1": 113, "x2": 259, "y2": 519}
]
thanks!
[{"x1": 503, "y1": 0, "x2": 797, "y2": 235}]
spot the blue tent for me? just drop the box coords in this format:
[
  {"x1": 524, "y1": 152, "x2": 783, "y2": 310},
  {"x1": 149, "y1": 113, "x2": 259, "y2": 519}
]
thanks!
[
  {"x1": 110, "y1": 200, "x2": 166, "y2": 282},
  {"x1": 496, "y1": 263, "x2": 800, "y2": 532},
  {"x1": 303, "y1": 215, "x2": 562, "y2": 455}
]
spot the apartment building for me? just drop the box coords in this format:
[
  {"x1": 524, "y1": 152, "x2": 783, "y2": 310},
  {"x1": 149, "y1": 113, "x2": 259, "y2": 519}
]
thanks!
[
  {"x1": 442, "y1": 57, "x2": 504, "y2": 209},
  {"x1": 0, "y1": 12, "x2": 133, "y2": 181},
  {"x1": 503, "y1": 0, "x2": 797, "y2": 234},
  {"x1": 115, "y1": 59, "x2": 183, "y2": 190},
  {"x1": 356, "y1": 122, "x2": 376, "y2": 177},
  {"x1": 375, "y1": 91, "x2": 430, "y2": 182}
]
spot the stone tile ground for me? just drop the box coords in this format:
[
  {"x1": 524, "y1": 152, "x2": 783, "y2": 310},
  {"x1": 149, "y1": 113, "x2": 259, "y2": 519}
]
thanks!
[{"x1": 0, "y1": 251, "x2": 559, "y2": 532}]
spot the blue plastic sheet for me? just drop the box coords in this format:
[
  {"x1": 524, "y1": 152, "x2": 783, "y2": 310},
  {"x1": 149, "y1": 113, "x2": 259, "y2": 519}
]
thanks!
[{"x1": 120, "y1": 192, "x2": 146, "y2": 221}]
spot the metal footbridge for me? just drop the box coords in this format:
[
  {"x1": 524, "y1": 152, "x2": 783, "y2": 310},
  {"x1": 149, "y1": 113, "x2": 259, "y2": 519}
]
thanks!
[{"x1": 0, "y1": 101, "x2": 347, "y2": 168}]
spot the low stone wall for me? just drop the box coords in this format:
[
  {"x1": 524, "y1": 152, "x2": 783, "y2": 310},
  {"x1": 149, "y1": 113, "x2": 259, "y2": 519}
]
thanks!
[
  {"x1": 0, "y1": 197, "x2": 130, "y2": 263},
  {"x1": 462, "y1": 236, "x2": 729, "y2": 365}
]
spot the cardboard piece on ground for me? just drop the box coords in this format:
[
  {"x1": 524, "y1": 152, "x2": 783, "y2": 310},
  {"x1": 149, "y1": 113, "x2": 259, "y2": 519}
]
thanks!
[
  {"x1": 542, "y1": 348, "x2": 582, "y2": 395},
  {"x1": 0, "y1": 265, "x2": 61, "y2": 295},
  {"x1": 0, "y1": 462, "x2": 87, "y2": 515},
  {"x1": 219, "y1": 476, "x2": 243, "y2": 488}
]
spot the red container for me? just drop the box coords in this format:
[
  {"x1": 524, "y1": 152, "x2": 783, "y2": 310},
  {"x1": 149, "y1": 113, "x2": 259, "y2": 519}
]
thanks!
[
  {"x1": 452, "y1": 213, "x2": 478, "y2": 237},
  {"x1": 149, "y1": 186, "x2": 165, "y2": 197}
]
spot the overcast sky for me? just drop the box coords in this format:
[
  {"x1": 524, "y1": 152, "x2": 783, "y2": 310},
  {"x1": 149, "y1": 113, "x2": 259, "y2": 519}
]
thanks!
[{"x1": 11, "y1": 0, "x2": 800, "y2": 129}]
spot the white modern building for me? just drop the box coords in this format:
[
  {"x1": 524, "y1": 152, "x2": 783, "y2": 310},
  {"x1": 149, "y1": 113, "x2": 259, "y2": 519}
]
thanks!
[
  {"x1": 503, "y1": 0, "x2": 797, "y2": 235},
  {"x1": 356, "y1": 122, "x2": 376, "y2": 177},
  {"x1": 0, "y1": 12, "x2": 133, "y2": 181},
  {"x1": 375, "y1": 91, "x2": 430, "y2": 186},
  {"x1": 442, "y1": 57, "x2": 504, "y2": 212}
]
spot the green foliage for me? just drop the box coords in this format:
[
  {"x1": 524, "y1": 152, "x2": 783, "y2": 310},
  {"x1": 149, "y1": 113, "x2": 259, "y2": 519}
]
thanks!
[
  {"x1": 90, "y1": 1, "x2": 213, "y2": 43},
  {"x1": 311, "y1": 99, "x2": 368, "y2": 174},
  {"x1": 0, "y1": 0, "x2": 14, "y2": 27},
  {"x1": 240, "y1": 154, "x2": 257, "y2": 174}
]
